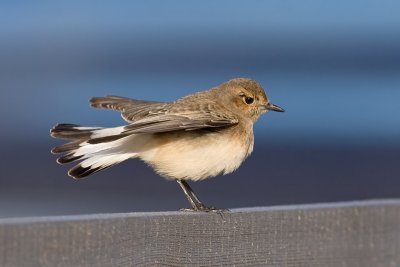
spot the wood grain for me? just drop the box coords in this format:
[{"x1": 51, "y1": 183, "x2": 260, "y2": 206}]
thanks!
[{"x1": 1, "y1": 200, "x2": 400, "y2": 267}]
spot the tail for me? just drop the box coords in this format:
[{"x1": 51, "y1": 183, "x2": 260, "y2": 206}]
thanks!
[{"x1": 50, "y1": 124, "x2": 136, "y2": 179}]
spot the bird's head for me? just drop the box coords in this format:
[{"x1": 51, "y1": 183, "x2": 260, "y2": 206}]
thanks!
[{"x1": 221, "y1": 78, "x2": 284, "y2": 122}]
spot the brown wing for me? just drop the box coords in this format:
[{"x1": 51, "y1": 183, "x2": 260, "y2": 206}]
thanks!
[
  {"x1": 90, "y1": 95, "x2": 169, "y2": 122},
  {"x1": 90, "y1": 95, "x2": 239, "y2": 134}
]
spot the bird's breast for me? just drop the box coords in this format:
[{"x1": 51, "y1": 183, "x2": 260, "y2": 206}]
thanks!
[{"x1": 139, "y1": 126, "x2": 254, "y2": 181}]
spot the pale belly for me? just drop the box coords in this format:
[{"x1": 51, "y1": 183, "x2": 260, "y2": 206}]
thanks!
[{"x1": 138, "y1": 129, "x2": 254, "y2": 181}]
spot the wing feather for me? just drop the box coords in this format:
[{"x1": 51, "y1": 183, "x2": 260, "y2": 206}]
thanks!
[
  {"x1": 90, "y1": 95, "x2": 239, "y2": 134},
  {"x1": 90, "y1": 96, "x2": 168, "y2": 122}
]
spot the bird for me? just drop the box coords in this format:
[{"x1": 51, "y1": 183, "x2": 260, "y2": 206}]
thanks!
[{"x1": 50, "y1": 78, "x2": 284, "y2": 212}]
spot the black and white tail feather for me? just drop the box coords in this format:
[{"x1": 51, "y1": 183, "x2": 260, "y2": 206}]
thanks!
[
  {"x1": 51, "y1": 124, "x2": 135, "y2": 178},
  {"x1": 50, "y1": 95, "x2": 166, "y2": 179}
]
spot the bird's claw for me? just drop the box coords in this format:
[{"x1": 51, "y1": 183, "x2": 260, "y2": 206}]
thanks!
[{"x1": 180, "y1": 206, "x2": 229, "y2": 213}]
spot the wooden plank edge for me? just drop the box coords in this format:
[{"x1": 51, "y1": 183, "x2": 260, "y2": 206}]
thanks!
[{"x1": 0, "y1": 198, "x2": 399, "y2": 225}]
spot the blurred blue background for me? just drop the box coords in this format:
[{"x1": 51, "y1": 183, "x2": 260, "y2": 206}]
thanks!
[{"x1": 0, "y1": 1, "x2": 399, "y2": 217}]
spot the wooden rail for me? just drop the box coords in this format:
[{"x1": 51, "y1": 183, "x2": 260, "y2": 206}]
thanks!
[{"x1": 1, "y1": 199, "x2": 400, "y2": 266}]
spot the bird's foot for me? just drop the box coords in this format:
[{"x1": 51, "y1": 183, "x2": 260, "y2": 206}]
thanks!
[{"x1": 180, "y1": 205, "x2": 229, "y2": 213}]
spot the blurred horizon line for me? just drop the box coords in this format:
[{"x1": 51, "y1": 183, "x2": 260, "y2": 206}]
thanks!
[{"x1": 2, "y1": 30, "x2": 399, "y2": 80}]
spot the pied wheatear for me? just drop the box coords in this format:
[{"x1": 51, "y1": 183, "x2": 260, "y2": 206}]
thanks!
[{"x1": 51, "y1": 78, "x2": 284, "y2": 211}]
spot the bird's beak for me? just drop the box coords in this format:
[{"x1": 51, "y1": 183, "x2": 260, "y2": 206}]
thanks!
[{"x1": 264, "y1": 102, "x2": 285, "y2": 112}]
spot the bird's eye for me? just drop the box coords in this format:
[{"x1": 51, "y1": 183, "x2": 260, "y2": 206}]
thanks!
[{"x1": 244, "y1": 96, "x2": 254, "y2": 105}]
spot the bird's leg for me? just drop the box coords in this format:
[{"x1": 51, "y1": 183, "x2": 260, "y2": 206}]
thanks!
[
  {"x1": 176, "y1": 180, "x2": 229, "y2": 212},
  {"x1": 176, "y1": 180, "x2": 206, "y2": 210}
]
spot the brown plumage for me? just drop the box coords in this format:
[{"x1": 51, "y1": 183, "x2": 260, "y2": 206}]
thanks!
[{"x1": 50, "y1": 78, "x2": 284, "y2": 211}]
